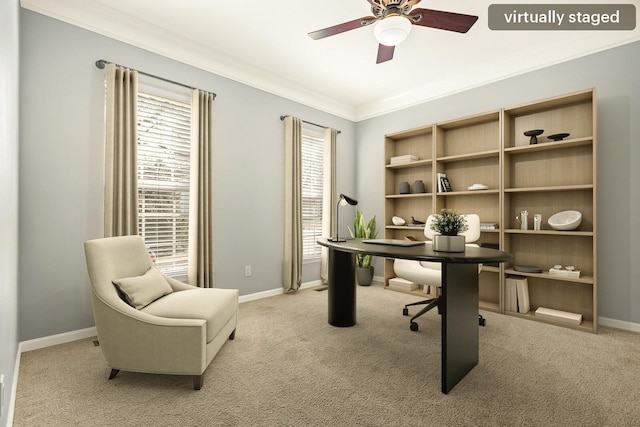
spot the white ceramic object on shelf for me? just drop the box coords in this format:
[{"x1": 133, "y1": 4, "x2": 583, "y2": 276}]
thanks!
[
  {"x1": 468, "y1": 183, "x2": 489, "y2": 191},
  {"x1": 391, "y1": 216, "x2": 406, "y2": 226},
  {"x1": 548, "y1": 210, "x2": 582, "y2": 230}
]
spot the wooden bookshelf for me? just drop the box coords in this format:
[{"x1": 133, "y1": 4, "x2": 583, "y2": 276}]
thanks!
[{"x1": 383, "y1": 88, "x2": 598, "y2": 332}]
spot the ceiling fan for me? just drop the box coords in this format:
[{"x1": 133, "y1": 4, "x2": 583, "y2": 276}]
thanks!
[{"x1": 308, "y1": 0, "x2": 478, "y2": 64}]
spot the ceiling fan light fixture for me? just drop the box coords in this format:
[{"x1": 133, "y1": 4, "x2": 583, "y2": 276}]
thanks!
[{"x1": 374, "y1": 15, "x2": 412, "y2": 46}]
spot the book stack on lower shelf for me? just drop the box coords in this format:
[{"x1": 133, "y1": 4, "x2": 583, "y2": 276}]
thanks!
[
  {"x1": 505, "y1": 276, "x2": 530, "y2": 314},
  {"x1": 534, "y1": 307, "x2": 583, "y2": 325},
  {"x1": 506, "y1": 276, "x2": 583, "y2": 325}
]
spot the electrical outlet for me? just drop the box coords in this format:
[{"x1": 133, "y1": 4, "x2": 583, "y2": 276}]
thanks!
[{"x1": 244, "y1": 265, "x2": 252, "y2": 277}]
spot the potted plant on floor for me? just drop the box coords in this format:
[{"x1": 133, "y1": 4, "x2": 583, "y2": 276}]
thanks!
[
  {"x1": 348, "y1": 207, "x2": 378, "y2": 286},
  {"x1": 430, "y1": 209, "x2": 468, "y2": 252}
]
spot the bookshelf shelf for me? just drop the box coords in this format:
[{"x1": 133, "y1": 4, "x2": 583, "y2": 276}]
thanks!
[
  {"x1": 503, "y1": 136, "x2": 592, "y2": 154},
  {"x1": 506, "y1": 311, "x2": 595, "y2": 333},
  {"x1": 504, "y1": 269, "x2": 594, "y2": 284},
  {"x1": 385, "y1": 225, "x2": 426, "y2": 230},
  {"x1": 504, "y1": 185, "x2": 593, "y2": 193},
  {"x1": 437, "y1": 189, "x2": 500, "y2": 196},
  {"x1": 504, "y1": 229, "x2": 594, "y2": 237},
  {"x1": 386, "y1": 159, "x2": 432, "y2": 169},
  {"x1": 385, "y1": 193, "x2": 433, "y2": 199},
  {"x1": 436, "y1": 149, "x2": 500, "y2": 163},
  {"x1": 480, "y1": 301, "x2": 500, "y2": 312}
]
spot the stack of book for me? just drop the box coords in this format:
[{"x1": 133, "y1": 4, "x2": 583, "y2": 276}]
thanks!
[
  {"x1": 535, "y1": 307, "x2": 583, "y2": 325},
  {"x1": 505, "y1": 276, "x2": 530, "y2": 314},
  {"x1": 480, "y1": 223, "x2": 499, "y2": 230},
  {"x1": 549, "y1": 267, "x2": 581, "y2": 278},
  {"x1": 389, "y1": 154, "x2": 418, "y2": 165},
  {"x1": 436, "y1": 173, "x2": 452, "y2": 193}
]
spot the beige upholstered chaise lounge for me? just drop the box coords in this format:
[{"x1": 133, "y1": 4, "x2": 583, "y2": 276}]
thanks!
[{"x1": 84, "y1": 235, "x2": 238, "y2": 390}]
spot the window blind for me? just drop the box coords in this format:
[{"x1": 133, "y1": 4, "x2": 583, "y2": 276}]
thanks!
[
  {"x1": 137, "y1": 91, "x2": 191, "y2": 278},
  {"x1": 301, "y1": 131, "x2": 324, "y2": 260}
]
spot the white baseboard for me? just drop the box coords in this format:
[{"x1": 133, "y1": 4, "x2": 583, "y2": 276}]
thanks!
[
  {"x1": 598, "y1": 317, "x2": 640, "y2": 333},
  {"x1": 238, "y1": 279, "x2": 324, "y2": 303},
  {"x1": 18, "y1": 327, "x2": 98, "y2": 354},
  {"x1": 238, "y1": 287, "x2": 283, "y2": 303}
]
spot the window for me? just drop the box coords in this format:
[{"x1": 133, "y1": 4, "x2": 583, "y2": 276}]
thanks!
[
  {"x1": 301, "y1": 127, "x2": 324, "y2": 261},
  {"x1": 137, "y1": 89, "x2": 192, "y2": 278}
]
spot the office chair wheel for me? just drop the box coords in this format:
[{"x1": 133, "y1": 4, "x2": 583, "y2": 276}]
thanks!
[
  {"x1": 410, "y1": 322, "x2": 419, "y2": 331},
  {"x1": 403, "y1": 308, "x2": 409, "y2": 316},
  {"x1": 479, "y1": 314, "x2": 486, "y2": 327}
]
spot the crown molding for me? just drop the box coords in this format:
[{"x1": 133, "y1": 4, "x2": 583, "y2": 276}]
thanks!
[
  {"x1": 21, "y1": 0, "x2": 357, "y2": 120},
  {"x1": 20, "y1": 0, "x2": 640, "y2": 123},
  {"x1": 354, "y1": 33, "x2": 640, "y2": 121}
]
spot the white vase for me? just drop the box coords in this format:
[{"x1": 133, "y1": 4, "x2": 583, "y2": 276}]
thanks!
[{"x1": 432, "y1": 235, "x2": 465, "y2": 252}]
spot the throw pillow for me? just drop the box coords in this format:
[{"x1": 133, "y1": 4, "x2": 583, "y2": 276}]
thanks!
[{"x1": 113, "y1": 267, "x2": 173, "y2": 309}]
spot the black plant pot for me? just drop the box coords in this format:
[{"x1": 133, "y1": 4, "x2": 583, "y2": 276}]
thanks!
[{"x1": 356, "y1": 266, "x2": 374, "y2": 286}]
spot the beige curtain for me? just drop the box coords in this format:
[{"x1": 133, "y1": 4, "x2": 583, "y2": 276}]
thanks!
[
  {"x1": 104, "y1": 63, "x2": 139, "y2": 237},
  {"x1": 188, "y1": 90, "x2": 215, "y2": 288},
  {"x1": 283, "y1": 116, "x2": 303, "y2": 292},
  {"x1": 321, "y1": 128, "x2": 337, "y2": 282}
]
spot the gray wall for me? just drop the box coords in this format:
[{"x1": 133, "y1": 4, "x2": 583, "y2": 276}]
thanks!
[
  {"x1": 0, "y1": 0, "x2": 20, "y2": 424},
  {"x1": 356, "y1": 41, "x2": 640, "y2": 325},
  {"x1": 18, "y1": 9, "x2": 356, "y2": 341}
]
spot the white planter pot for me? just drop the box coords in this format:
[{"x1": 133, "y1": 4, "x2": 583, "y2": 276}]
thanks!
[{"x1": 433, "y1": 235, "x2": 465, "y2": 252}]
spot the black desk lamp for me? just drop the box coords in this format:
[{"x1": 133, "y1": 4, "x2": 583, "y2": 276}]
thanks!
[{"x1": 329, "y1": 194, "x2": 358, "y2": 242}]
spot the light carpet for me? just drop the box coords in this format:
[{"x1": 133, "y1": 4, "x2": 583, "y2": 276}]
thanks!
[{"x1": 14, "y1": 283, "x2": 640, "y2": 426}]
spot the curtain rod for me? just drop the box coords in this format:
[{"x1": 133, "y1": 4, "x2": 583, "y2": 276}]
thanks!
[
  {"x1": 95, "y1": 59, "x2": 216, "y2": 99},
  {"x1": 280, "y1": 115, "x2": 341, "y2": 134}
]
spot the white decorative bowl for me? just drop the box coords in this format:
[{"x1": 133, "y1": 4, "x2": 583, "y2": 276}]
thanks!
[
  {"x1": 391, "y1": 216, "x2": 406, "y2": 226},
  {"x1": 548, "y1": 210, "x2": 582, "y2": 231}
]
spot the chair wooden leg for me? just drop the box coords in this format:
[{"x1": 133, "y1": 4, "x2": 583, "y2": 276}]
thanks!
[
  {"x1": 108, "y1": 369, "x2": 120, "y2": 380},
  {"x1": 193, "y1": 375, "x2": 203, "y2": 390},
  {"x1": 229, "y1": 329, "x2": 236, "y2": 340}
]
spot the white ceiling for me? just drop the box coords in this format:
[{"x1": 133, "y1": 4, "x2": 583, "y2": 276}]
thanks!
[{"x1": 22, "y1": 0, "x2": 640, "y2": 121}]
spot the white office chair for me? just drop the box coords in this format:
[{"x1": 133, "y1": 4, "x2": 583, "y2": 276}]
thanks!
[{"x1": 393, "y1": 214, "x2": 482, "y2": 331}]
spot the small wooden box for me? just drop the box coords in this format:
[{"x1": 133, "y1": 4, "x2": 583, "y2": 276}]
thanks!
[{"x1": 389, "y1": 277, "x2": 418, "y2": 291}]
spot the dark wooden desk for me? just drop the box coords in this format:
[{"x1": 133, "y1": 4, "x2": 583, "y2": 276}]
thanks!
[{"x1": 317, "y1": 238, "x2": 512, "y2": 394}]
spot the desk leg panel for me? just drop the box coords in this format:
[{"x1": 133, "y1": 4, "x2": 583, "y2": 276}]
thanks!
[
  {"x1": 327, "y1": 248, "x2": 356, "y2": 327},
  {"x1": 441, "y1": 263, "x2": 479, "y2": 394}
]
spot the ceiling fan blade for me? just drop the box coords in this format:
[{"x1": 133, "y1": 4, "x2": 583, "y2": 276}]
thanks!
[
  {"x1": 410, "y1": 8, "x2": 478, "y2": 33},
  {"x1": 308, "y1": 17, "x2": 376, "y2": 40},
  {"x1": 376, "y1": 44, "x2": 395, "y2": 64}
]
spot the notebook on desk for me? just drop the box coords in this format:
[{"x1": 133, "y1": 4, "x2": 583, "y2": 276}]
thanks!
[{"x1": 362, "y1": 239, "x2": 425, "y2": 247}]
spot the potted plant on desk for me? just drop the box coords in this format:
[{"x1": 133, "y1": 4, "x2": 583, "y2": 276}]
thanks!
[
  {"x1": 430, "y1": 209, "x2": 468, "y2": 252},
  {"x1": 348, "y1": 208, "x2": 378, "y2": 286}
]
